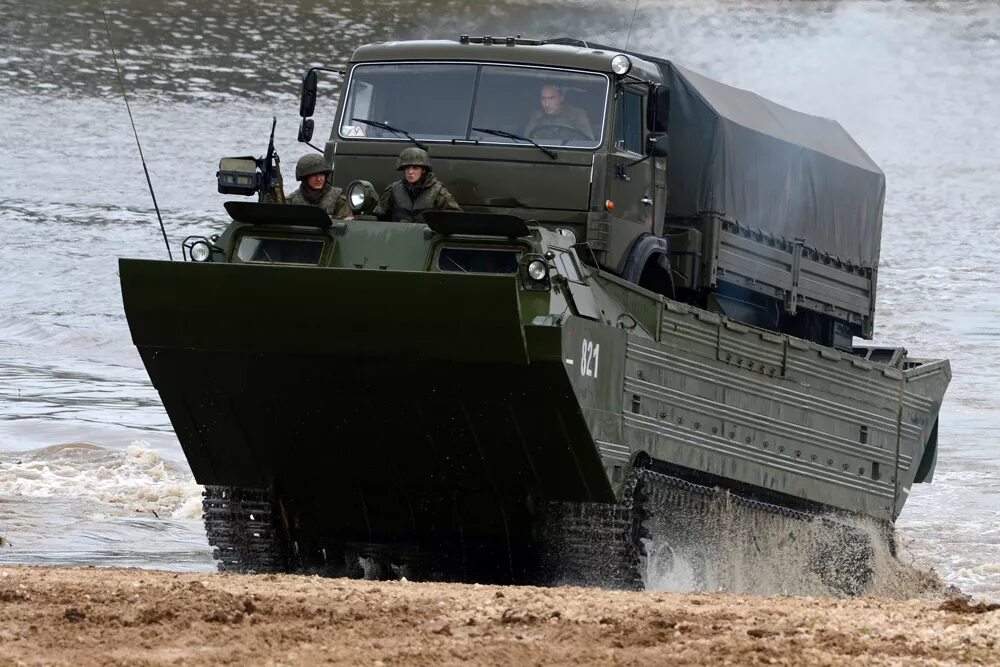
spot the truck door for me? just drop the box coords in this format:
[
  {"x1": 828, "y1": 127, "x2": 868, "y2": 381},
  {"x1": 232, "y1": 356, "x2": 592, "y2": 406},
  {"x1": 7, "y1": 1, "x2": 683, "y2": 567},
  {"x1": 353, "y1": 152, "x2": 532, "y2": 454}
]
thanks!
[{"x1": 606, "y1": 85, "x2": 653, "y2": 273}]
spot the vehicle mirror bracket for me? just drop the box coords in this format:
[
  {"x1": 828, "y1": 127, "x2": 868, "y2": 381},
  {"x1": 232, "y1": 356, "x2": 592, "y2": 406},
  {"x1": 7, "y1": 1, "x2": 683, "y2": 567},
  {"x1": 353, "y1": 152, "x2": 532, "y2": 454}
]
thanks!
[{"x1": 298, "y1": 118, "x2": 315, "y2": 143}]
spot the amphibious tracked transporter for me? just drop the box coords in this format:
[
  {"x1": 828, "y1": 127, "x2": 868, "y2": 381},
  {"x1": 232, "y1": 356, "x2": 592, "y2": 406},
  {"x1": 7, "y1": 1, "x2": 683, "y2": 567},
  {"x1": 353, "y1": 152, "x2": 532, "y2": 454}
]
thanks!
[{"x1": 120, "y1": 36, "x2": 950, "y2": 593}]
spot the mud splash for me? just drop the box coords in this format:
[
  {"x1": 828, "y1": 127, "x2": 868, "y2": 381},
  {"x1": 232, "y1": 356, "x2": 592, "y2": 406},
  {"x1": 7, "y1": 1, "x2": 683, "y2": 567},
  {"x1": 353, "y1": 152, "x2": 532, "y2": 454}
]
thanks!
[{"x1": 641, "y1": 492, "x2": 953, "y2": 600}]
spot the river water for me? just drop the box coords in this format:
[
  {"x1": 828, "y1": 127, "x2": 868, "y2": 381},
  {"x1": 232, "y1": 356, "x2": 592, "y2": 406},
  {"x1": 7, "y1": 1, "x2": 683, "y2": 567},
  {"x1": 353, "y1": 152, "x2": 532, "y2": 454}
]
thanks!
[{"x1": 0, "y1": 0, "x2": 997, "y2": 600}]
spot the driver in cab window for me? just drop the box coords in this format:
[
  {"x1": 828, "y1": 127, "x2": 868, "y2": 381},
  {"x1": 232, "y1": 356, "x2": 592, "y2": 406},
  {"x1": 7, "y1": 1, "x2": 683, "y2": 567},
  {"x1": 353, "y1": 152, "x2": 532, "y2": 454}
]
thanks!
[{"x1": 524, "y1": 83, "x2": 595, "y2": 143}]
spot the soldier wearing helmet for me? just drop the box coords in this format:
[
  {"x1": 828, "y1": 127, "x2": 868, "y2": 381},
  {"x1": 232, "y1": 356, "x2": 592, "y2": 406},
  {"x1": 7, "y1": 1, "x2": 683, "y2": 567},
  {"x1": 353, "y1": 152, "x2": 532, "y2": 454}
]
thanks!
[
  {"x1": 286, "y1": 154, "x2": 352, "y2": 219},
  {"x1": 374, "y1": 147, "x2": 461, "y2": 223}
]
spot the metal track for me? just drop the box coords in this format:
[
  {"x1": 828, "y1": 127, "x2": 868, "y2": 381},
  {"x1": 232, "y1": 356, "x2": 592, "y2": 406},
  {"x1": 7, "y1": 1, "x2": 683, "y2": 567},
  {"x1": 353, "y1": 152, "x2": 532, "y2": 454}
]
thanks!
[
  {"x1": 203, "y1": 472, "x2": 879, "y2": 593},
  {"x1": 639, "y1": 467, "x2": 815, "y2": 521},
  {"x1": 539, "y1": 470, "x2": 647, "y2": 589},
  {"x1": 539, "y1": 465, "x2": 877, "y2": 594},
  {"x1": 637, "y1": 467, "x2": 877, "y2": 595},
  {"x1": 202, "y1": 485, "x2": 290, "y2": 573}
]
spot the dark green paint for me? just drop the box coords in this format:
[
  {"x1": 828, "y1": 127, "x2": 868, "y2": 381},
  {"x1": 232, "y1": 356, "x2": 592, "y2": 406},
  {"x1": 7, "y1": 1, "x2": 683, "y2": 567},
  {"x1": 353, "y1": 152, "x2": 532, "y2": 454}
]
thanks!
[{"x1": 118, "y1": 35, "x2": 951, "y2": 570}]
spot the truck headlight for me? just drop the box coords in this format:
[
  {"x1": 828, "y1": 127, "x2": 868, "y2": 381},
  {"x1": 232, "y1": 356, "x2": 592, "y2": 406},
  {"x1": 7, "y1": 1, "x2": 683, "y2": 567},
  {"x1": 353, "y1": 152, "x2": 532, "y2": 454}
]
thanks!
[
  {"x1": 348, "y1": 179, "x2": 378, "y2": 214},
  {"x1": 611, "y1": 54, "x2": 632, "y2": 76}
]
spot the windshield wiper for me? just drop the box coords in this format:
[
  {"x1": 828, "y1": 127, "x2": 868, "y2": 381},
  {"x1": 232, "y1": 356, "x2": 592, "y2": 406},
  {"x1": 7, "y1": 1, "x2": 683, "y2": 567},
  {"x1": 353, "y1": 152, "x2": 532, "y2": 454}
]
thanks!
[
  {"x1": 351, "y1": 118, "x2": 427, "y2": 151},
  {"x1": 472, "y1": 127, "x2": 557, "y2": 160},
  {"x1": 444, "y1": 255, "x2": 469, "y2": 273}
]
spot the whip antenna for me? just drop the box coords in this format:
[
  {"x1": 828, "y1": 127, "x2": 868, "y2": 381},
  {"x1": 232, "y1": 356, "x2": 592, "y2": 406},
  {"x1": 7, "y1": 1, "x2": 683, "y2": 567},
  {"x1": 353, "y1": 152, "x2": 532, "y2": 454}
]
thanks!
[
  {"x1": 101, "y1": 4, "x2": 173, "y2": 260},
  {"x1": 624, "y1": 0, "x2": 641, "y2": 52}
]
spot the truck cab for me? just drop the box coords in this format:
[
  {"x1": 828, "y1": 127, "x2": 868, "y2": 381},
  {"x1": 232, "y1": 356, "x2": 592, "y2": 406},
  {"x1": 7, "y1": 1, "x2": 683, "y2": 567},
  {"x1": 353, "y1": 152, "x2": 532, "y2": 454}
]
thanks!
[
  {"x1": 305, "y1": 37, "x2": 669, "y2": 282},
  {"x1": 300, "y1": 36, "x2": 884, "y2": 352}
]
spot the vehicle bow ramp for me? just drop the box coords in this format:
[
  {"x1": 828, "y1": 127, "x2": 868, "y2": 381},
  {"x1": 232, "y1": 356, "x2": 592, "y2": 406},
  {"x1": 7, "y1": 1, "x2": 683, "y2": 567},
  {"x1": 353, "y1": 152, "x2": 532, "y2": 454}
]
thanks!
[{"x1": 120, "y1": 258, "x2": 622, "y2": 582}]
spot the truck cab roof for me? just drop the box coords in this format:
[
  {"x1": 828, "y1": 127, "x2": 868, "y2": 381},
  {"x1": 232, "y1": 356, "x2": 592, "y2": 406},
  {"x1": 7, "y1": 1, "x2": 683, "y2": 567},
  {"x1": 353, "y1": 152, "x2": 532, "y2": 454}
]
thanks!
[{"x1": 350, "y1": 37, "x2": 663, "y2": 83}]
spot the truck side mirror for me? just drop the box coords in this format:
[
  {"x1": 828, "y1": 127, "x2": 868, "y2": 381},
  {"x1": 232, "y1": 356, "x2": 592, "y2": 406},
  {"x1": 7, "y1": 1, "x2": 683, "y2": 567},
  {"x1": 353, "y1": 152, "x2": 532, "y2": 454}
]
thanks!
[
  {"x1": 653, "y1": 86, "x2": 670, "y2": 134},
  {"x1": 300, "y1": 69, "x2": 318, "y2": 118},
  {"x1": 298, "y1": 118, "x2": 315, "y2": 143},
  {"x1": 649, "y1": 134, "x2": 669, "y2": 157}
]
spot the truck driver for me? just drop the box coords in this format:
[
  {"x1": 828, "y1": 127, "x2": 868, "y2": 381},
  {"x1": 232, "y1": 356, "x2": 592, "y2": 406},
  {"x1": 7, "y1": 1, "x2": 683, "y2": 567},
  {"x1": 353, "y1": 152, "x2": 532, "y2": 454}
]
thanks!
[{"x1": 524, "y1": 83, "x2": 595, "y2": 142}]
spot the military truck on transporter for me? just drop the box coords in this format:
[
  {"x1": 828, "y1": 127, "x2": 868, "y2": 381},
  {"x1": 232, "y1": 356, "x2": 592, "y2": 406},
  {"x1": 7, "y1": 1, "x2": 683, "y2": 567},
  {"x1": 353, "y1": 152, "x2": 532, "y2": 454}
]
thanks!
[{"x1": 119, "y1": 36, "x2": 950, "y2": 593}]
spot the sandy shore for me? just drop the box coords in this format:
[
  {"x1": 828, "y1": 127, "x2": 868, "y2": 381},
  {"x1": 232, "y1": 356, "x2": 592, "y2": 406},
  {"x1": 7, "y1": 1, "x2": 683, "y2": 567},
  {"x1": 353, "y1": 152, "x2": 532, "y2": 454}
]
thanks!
[{"x1": 0, "y1": 566, "x2": 997, "y2": 666}]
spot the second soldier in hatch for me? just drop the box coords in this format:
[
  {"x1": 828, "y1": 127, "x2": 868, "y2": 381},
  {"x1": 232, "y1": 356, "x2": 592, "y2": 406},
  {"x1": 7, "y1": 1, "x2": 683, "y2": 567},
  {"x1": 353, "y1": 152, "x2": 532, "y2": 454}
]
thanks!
[
  {"x1": 374, "y1": 148, "x2": 461, "y2": 223},
  {"x1": 287, "y1": 154, "x2": 352, "y2": 219}
]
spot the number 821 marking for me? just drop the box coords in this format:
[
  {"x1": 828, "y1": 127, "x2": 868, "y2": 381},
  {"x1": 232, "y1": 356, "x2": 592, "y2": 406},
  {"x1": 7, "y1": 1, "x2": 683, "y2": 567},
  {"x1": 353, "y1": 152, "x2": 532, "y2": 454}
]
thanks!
[{"x1": 580, "y1": 339, "x2": 600, "y2": 379}]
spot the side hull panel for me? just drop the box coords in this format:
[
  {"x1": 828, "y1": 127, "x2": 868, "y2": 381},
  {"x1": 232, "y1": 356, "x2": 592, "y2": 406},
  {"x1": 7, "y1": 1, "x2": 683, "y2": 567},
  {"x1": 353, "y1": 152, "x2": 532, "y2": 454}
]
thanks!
[{"x1": 562, "y1": 299, "x2": 949, "y2": 522}]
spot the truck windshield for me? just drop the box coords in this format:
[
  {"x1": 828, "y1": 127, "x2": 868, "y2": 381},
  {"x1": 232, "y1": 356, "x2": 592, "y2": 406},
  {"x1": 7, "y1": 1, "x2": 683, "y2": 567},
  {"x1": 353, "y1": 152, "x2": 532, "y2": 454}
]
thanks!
[{"x1": 340, "y1": 63, "x2": 608, "y2": 149}]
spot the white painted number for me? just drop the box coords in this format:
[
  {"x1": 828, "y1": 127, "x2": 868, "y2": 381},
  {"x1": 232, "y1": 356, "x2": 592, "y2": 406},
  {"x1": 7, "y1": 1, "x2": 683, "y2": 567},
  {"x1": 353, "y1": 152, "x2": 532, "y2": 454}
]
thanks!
[{"x1": 580, "y1": 339, "x2": 600, "y2": 379}]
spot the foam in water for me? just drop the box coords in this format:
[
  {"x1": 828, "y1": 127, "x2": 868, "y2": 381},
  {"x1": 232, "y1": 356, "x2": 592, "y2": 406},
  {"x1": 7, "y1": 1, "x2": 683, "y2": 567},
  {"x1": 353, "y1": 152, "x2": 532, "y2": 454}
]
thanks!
[{"x1": 0, "y1": 441, "x2": 203, "y2": 520}]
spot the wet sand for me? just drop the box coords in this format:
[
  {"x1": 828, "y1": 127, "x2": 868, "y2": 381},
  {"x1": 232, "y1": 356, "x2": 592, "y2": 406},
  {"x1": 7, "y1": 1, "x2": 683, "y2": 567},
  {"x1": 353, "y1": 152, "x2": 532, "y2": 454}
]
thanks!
[{"x1": 0, "y1": 566, "x2": 997, "y2": 666}]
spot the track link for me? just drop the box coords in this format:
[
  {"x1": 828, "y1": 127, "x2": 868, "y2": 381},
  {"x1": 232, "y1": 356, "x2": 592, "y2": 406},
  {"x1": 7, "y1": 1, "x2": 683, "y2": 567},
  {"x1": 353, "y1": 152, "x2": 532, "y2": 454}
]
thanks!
[
  {"x1": 539, "y1": 470, "x2": 647, "y2": 589},
  {"x1": 638, "y1": 467, "x2": 878, "y2": 595},
  {"x1": 202, "y1": 471, "x2": 881, "y2": 594},
  {"x1": 539, "y1": 466, "x2": 879, "y2": 595},
  {"x1": 202, "y1": 486, "x2": 291, "y2": 573}
]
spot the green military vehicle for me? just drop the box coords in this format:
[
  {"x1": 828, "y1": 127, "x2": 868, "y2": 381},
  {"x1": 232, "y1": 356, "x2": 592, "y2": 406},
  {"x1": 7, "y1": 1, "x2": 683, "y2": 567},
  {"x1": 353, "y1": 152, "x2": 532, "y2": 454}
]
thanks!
[{"x1": 120, "y1": 36, "x2": 950, "y2": 592}]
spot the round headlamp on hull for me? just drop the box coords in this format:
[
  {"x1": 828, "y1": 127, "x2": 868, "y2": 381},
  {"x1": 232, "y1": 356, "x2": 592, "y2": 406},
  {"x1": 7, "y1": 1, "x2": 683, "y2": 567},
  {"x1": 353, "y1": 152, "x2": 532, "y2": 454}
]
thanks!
[
  {"x1": 182, "y1": 236, "x2": 216, "y2": 262},
  {"x1": 190, "y1": 241, "x2": 211, "y2": 262},
  {"x1": 527, "y1": 259, "x2": 548, "y2": 281},
  {"x1": 611, "y1": 54, "x2": 632, "y2": 76},
  {"x1": 348, "y1": 179, "x2": 378, "y2": 214},
  {"x1": 519, "y1": 254, "x2": 551, "y2": 292}
]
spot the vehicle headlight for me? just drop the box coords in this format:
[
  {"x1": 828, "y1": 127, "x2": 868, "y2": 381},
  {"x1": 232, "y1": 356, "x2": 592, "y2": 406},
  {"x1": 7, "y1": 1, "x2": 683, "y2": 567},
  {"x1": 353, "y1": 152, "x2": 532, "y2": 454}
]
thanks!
[
  {"x1": 348, "y1": 179, "x2": 378, "y2": 214},
  {"x1": 349, "y1": 184, "x2": 366, "y2": 209},
  {"x1": 190, "y1": 240, "x2": 212, "y2": 262},
  {"x1": 527, "y1": 259, "x2": 548, "y2": 281},
  {"x1": 611, "y1": 54, "x2": 632, "y2": 76}
]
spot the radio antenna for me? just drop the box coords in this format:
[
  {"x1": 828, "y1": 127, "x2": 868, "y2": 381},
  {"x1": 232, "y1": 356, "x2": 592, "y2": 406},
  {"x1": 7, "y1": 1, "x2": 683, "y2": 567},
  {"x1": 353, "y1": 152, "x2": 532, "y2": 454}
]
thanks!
[
  {"x1": 624, "y1": 0, "x2": 641, "y2": 52},
  {"x1": 101, "y1": 3, "x2": 173, "y2": 260}
]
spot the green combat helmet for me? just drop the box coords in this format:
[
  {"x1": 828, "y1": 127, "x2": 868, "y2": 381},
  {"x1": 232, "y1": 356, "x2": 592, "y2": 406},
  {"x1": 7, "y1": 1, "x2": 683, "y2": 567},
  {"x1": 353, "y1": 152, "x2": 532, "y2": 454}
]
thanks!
[
  {"x1": 295, "y1": 153, "x2": 331, "y2": 181},
  {"x1": 396, "y1": 147, "x2": 432, "y2": 171}
]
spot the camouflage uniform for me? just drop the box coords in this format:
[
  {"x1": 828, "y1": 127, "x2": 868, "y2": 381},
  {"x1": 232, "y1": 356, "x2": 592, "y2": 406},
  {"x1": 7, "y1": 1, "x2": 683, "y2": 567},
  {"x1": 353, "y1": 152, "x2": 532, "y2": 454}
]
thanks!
[
  {"x1": 287, "y1": 184, "x2": 351, "y2": 218},
  {"x1": 286, "y1": 154, "x2": 352, "y2": 219},
  {"x1": 524, "y1": 106, "x2": 594, "y2": 142},
  {"x1": 374, "y1": 148, "x2": 461, "y2": 223}
]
